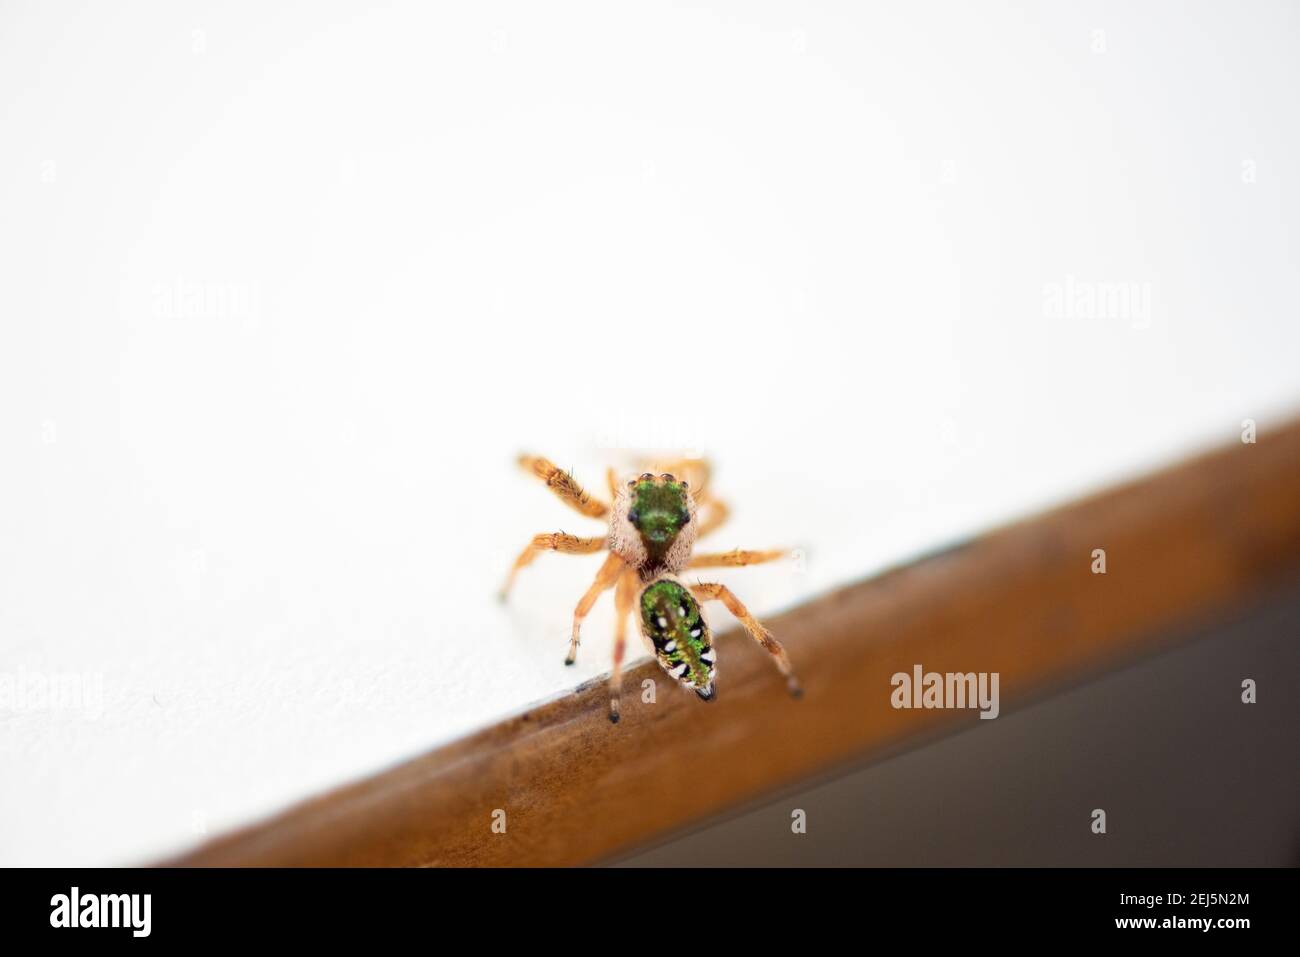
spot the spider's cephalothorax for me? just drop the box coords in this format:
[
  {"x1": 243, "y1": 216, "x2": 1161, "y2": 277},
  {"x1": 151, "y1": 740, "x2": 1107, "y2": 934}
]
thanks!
[
  {"x1": 609, "y1": 472, "x2": 699, "y2": 579},
  {"x1": 501, "y1": 454, "x2": 801, "y2": 724},
  {"x1": 639, "y1": 577, "x2": 715, "y2": 700}
]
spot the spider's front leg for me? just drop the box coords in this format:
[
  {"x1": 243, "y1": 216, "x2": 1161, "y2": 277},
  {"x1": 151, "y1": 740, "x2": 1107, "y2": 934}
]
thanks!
[
  {"x1": 567, "y1": 552, "x2": 625, "y2": 666},
  {"x1": 498, "y1": 532, "x2": 606, "y2": 602},
  {"x1": 606, "y1": 568, "x2": 639, "y2": 724},
  {"x1": 516, "y1": 454, "x2": 610, "y2": 519},
  {"x1": 690, "y1": 582, "x2": 802, "y2": 698},
  {"x1": 499, "y1": 454, "x2": 611, "y2": 602}
]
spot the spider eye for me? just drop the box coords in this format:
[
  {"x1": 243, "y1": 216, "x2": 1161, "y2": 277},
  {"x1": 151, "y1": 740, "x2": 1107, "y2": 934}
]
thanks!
[
  {"x1": 628, "y1": 508, "x2": 641, "y2": 524},
  {"x1": 679, "y1": 511, "x2": 690, "y2": 525}
]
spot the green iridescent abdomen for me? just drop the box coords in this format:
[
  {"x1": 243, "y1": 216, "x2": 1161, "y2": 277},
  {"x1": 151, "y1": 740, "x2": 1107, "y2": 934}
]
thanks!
[{"x1": 640, "y1": 579, "x2": 715, "y2": 699}]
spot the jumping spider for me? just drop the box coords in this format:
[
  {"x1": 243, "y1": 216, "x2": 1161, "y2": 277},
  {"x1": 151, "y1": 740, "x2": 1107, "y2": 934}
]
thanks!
[{"x1": 500, "y1": 454, "x2": 802, "y2": 723}]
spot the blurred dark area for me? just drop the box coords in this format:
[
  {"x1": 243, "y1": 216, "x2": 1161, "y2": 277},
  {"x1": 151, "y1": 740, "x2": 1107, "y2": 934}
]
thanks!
[{"x1": 617, "y1": 576, "x2": 1300, "y2": 867}]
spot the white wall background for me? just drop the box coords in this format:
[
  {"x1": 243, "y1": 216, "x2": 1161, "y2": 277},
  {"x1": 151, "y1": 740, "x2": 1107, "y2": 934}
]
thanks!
[{"x1": 1, "y1": 1, "x2": 1297, "y2": 865}]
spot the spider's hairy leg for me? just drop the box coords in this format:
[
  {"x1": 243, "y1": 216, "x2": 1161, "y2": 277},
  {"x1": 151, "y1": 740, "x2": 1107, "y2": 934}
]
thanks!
[
  {"x1": 606, "y1": 466, "x2": 620, "y2": 501},
  {"x1": 498, "y1": 533, "x2": 606, "y2": 602},
  {"x1": 517, "y1": 454, "x2": 610, "y2": 519},
  {"x1": 694, "y1": 497, "x2": 730, "y2": 539},
  {"x1": 606, "y1": 568, "x2": 639, "y2": 724},
  {"x1": 567, "y1": 552, "x2": 625, "y2": 666},
  {"x1": 690, "y1": 582, "x2": 802, "y2": 698},
  {"x1": 688, "y1": 547, "x2": 788, "y2": 569}
]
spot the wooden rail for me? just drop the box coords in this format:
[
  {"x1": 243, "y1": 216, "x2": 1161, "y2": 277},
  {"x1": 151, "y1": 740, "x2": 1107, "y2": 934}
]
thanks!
[{"x1": 172, "y1": 419, "x2": 1300, "y2": 866}]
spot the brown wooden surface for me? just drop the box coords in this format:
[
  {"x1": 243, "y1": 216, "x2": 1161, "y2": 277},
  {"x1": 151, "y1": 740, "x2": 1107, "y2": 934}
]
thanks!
[{"x1": 172, "y1": 419, "x2": 1300, "y2": 866}]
